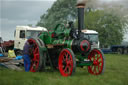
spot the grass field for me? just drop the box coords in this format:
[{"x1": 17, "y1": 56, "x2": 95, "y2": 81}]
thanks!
[{"x1": 0, "y1": 54, "x2": 128, "y2": 85}]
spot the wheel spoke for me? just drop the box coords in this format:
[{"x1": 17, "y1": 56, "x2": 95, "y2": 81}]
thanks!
[
  {"x1": 98, "y1": 61, "x2": 102, "y2": 64},
  {"x1": 93, "y1": 66, "x2": 96, "y2": 73},
  {"x1": 98, "y1": 65, "x2": 102, "y2": 72},
  {"x1": 68, "y1": 60, "x2": 73, "y2": 66},
  {"x1": 65, "y1": 53, "x2": 69, "y2": 61},
  {"x1": 67, "y1": 66, "x2": 71, "y2": 74},
  {"x1": 64, "y1": 66, "x2": 68, "y2": 73},
  {"x1": 97, "y1": 57, "x2": 101, "y2": 60},
  {"x1": 63, "y1": 56, "x2": 66, "y2": 62}
]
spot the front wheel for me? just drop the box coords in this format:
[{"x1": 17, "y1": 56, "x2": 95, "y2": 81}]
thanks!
[
  {"x1": 58, "y1": 48, "x2": 76, "y2": 77},
  {"x1": 88, "y1": 49, "x2": 105, "y2": 75}
]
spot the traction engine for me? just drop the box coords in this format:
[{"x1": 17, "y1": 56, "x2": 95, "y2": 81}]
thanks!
[{"x1": 26, "y1": 1, "x2": 105, "y2": 76}]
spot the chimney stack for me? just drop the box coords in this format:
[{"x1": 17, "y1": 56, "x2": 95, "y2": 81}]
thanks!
[{"x1": 77, "y1": 0, "x2": 87, "y2": 38}]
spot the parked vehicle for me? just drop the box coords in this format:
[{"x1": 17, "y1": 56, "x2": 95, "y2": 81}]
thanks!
[
  {"x1": 14, "y1": 26, "x2": 47, "y2": 55},
  {"x1": 0, "y1": 37, "x2": 9, "y2": 55},
  {"x1": 0, "y1": 26, "x2": 47, "y2": 56},
  {"x1": 102, "y1": 31, "x2": 128, "y2": 54},
  {"x1": 111, "y1": 42, "x2": 128, "y2": 54},
  {"x1": 101, "y1": 41, "x2": 128, "y2": 54}
]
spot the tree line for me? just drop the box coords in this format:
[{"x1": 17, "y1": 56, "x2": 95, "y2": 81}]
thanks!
[{"x1": 36, "y1": 0, "x2": 128, "y2": 48}]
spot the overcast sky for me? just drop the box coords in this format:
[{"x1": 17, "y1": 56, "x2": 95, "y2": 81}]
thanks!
[
  {"x1": 0, "y1": 0, "x2": 56, "y2": 40},
  {"x1": 0, "y1": 0, "x2": 128, "y2": 41}
]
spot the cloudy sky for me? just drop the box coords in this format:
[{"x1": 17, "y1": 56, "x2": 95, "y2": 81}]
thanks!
[
  {"x1": 0, "y1": 0, "x2": 128, "y2": 41},
  {"x1": 0, "y1": 0, "x2": 56, "y2": 40}
]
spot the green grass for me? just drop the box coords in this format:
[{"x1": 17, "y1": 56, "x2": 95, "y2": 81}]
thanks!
[{"x1": 0, "y1": 54, "x2": 128, "y2": 85}]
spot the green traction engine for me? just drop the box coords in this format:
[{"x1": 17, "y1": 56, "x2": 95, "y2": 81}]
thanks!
[{"x1": 26, "y1": 2, "x2": 105, "y2": 76}]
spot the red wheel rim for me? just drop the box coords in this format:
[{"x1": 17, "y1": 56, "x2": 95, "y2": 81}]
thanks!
[
  {"x1": 58, "y1": 49, "x2": 73, "y2": 76},
  {"x1": 28, "y1": 39, "x2": 40, "y2": 72},
  {"x1": 88, "y1": 49, "x2": 104, "y2": 75}
]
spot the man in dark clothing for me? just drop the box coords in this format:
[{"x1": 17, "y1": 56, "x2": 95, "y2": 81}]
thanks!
[{"x1": 23, "y1": 41, "x2": 32, "y2": 72}]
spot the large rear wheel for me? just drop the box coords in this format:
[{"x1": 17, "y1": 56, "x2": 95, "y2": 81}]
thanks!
[
  {"x1": 27, "y1": 38, "x2": 46, "y2": 72},
  {"x1": 58, "y1": 48, "x2": 76, "y2": 76},
  {"x1": 88, "y1": 49, "x2": 105, "y2": 75}
]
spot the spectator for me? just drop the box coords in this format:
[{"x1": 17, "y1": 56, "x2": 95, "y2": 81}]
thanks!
[{"x1": 23, "y1": 41, "x2": 32, "y2": 72}]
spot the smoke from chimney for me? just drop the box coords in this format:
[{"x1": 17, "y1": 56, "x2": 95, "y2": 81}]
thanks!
[{"x1": 77, "y1": 0, "x2": 88, "y2": 5}]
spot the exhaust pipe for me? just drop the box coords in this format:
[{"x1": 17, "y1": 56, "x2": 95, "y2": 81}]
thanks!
[{"x1": 77, "y1": 0, "x2": 87, "y2": 38}]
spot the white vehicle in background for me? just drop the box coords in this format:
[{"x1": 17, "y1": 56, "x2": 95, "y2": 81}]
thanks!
[
  {"x1": 82, "y1": 30, "x2": 99, "y2": 49},
  {"x1": 14, "y1": 26, "x2": 47, "y2": 55}
]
